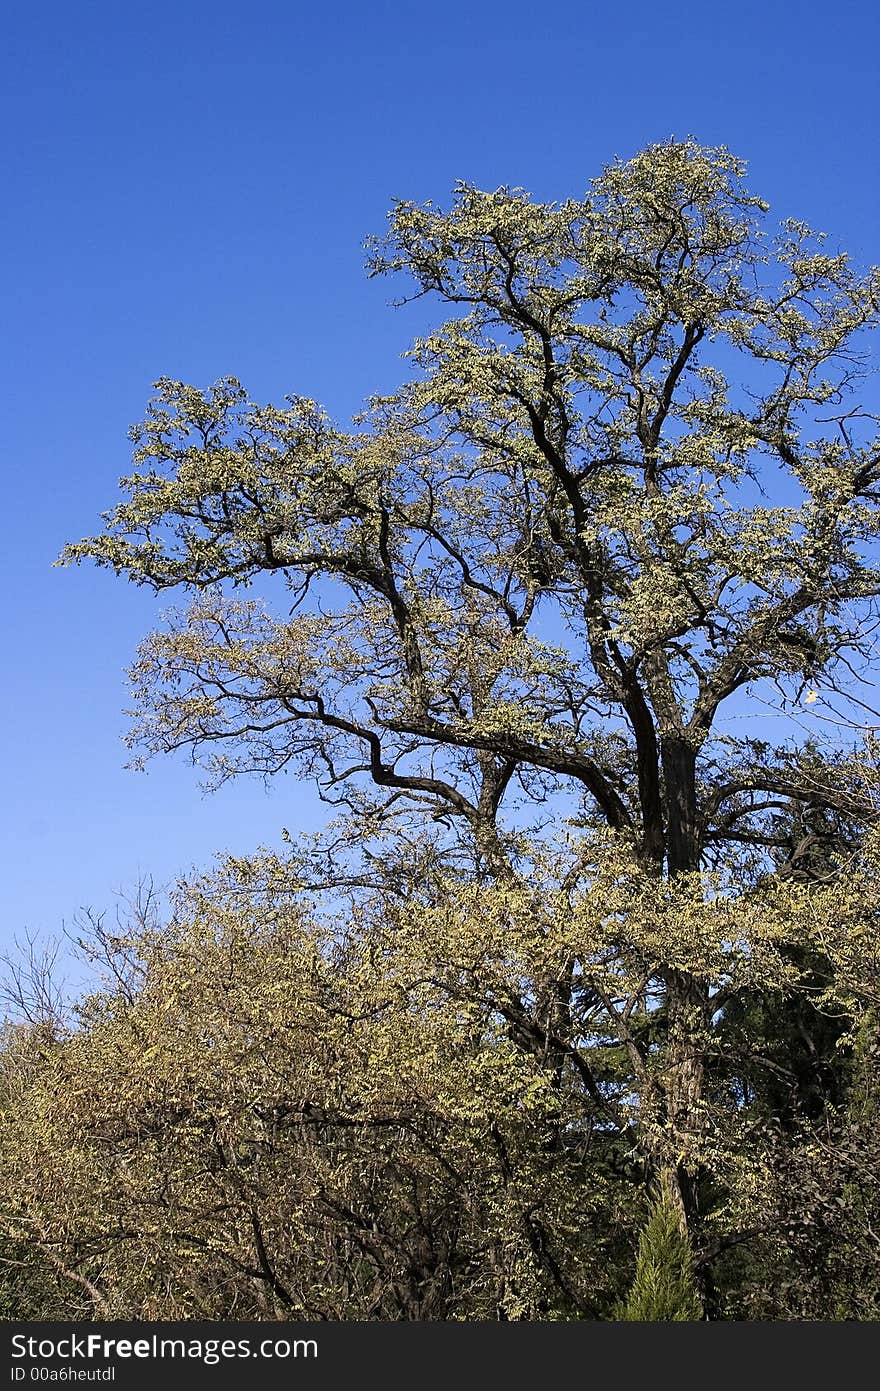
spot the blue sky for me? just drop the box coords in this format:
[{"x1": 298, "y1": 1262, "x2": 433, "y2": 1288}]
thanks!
[{"x1": 2, "y1": 0, "x2": 878, "y2": 949}]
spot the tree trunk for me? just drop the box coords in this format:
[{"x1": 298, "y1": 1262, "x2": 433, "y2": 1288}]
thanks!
[
  {"x1": 656, "y1": 735, "x2": 711, "y2": 1308},
  {"x1": 660, "y1": 969, "x2": 710, "y2": 1225},
  {"x1": 661, "y1": 736, "x2": 699, "y2": 875}
]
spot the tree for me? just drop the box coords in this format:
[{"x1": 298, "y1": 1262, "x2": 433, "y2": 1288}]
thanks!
[
  {"x1": 3, "y1": 846, "x2": 879, "y2": 1318},
  {"x1": 0, "y1": 865, "x2": 634, "y2": 1319},
  {"x1": 617, "y1": 1196, "x2": 702, "y2": 1321},
  {"x1": 60, "y1": 140, "x2": 880, "y2": 1297}
]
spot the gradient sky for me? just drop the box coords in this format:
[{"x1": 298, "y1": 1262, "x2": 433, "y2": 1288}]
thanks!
[{"x1": 2, "y1": 0, "x2": 878, "y2": 952}]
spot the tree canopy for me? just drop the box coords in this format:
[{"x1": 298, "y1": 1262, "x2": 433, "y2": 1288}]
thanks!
[{"x1": 62, "y1": 144, "x2": 879, "y2": 877}]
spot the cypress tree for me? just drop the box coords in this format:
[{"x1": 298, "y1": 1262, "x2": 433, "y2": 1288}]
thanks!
[{"x1": 617, "y1": 1199, "x2": 703, "y2": 1321}]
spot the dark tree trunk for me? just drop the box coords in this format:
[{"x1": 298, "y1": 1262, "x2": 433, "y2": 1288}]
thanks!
[
  {"x1": 656, "y1": 734, "x2": 711, "y2": 1310},
  {"x1": 661, "y1": 736, "x2": 700, "y2": 874}
]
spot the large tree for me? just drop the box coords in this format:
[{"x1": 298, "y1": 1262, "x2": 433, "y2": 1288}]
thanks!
[{"x1": 61, "y1": 141, "x2": 880, "y2": 1293}]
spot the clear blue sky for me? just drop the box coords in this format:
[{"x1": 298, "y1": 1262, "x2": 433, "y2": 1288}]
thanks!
[{"x1": 2, "y1": 0, "x2": 878, "y2": 947}]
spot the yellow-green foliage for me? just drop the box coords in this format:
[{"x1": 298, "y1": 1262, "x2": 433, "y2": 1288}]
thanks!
[
  {"x1": 0, "y1": 866, "x2": 629, "y2": 1319},
  {"x1": 36, "y1": 139, "x2": 880, "y2": 1318},
  {"x1": 2, "y1": 837, "x2": 879, "y2": 1318}
]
